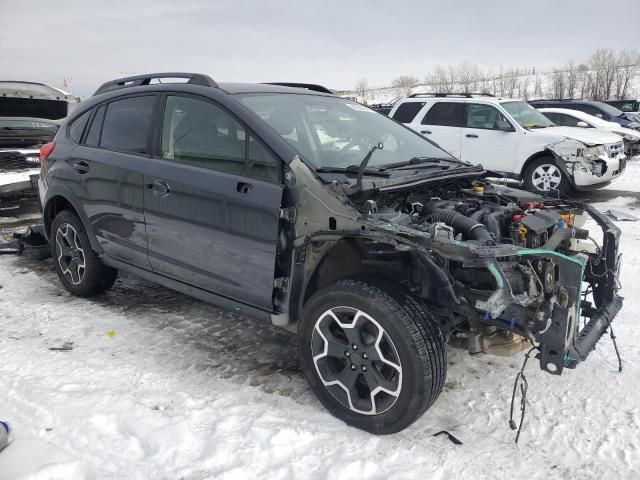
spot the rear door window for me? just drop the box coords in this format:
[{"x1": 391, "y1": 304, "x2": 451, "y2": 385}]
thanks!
[
  {"x1": 422, "y1": 102, "x2": 465, "y2": 127},
  {"x1": 575, "y1": 104, "x2": 601, "y2": 117},
  {"x1": 391, "y1": 102, "x2": 426, "y2": 123},
  {"x1": 546, "y1": 112, "x2": 581, "y2": 127},
  {"x1": 99, "y1": 96, "x2": 156, "y2": 154}
]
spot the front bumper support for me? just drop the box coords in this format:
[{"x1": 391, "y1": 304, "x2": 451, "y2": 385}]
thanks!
[{"x1": 564, "y1": 295, "x2": 623, "y2": 369}]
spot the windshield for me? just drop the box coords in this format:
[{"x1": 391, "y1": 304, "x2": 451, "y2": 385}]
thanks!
[
  {"x1": 0, "y1": 118, "x2": 58, "y2": 129},
  {"x1": 239, "y1": 94, "x2": 460, "y2": 168},
  {"x1": 501, "y1": 101, "x2": 555, "y2": 129}
]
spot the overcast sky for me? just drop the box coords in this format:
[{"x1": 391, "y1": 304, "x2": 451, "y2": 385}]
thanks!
[{"x1": 1, "y1": 0, "x2": 638, "y2": 98}]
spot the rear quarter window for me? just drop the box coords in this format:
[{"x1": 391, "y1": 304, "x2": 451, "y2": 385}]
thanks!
[
  {"x1": 391, "y1": 102, "x2": 426, "y2": 123},
  {"x1": 68, "y1": 110, "x2": 91, "y2": 143}
]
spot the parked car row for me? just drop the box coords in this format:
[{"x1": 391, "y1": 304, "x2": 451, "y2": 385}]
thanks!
[
  {"x1": 0, "y1": 81, "x2": 78, "y2": 197},
  {"x1": 34, "y1": 72, "x2": 623, "y2": 434},
  {"x1": 388, "y1": 93, "x2": 630, "y2": 193}
]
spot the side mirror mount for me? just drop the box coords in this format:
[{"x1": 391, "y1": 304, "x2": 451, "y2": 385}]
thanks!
[
  {"x1": 576, "y1": 121, "x2": 589, "y2": 128},
  {"x1": 495, "y1": 120, "x2": 514, "y2": 132}
]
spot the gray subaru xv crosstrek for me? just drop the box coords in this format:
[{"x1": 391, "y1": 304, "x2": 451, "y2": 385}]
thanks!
[{"x1": 37, "y1": 73, "x2": 623, "y2": 434}]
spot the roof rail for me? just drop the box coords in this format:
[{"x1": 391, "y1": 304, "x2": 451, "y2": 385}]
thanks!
[
  {"x1": 93, "y1": 72, "x2": 218, "y2": 96},
  {"x1": 408, "y1": 92, "x2": 494, "y2": 98},
  {"x1": 263, "y1": 82, "x2": 333, "y2": 94}
]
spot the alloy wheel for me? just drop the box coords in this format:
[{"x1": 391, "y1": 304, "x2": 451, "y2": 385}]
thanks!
[
  {"x1": 55, "y1": 223, "x2": 86, "y2": 285},
  {"x1": 532, "y1": 164, "x2": 562, "y2": 191},
  {"x1": 311, "y1": 306, "x2": 402, "y2": 415}
]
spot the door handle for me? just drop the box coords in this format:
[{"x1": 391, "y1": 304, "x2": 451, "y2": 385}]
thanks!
[
  {"x1": 72, "y1": 161, "x2": 90, "y2": 174},
  {"x1": 146, "y1": 180, "x2": 171, "y2": 197},
  {"x1": 466, "y1": 133, "x2": 479, "y2": 138},
  {"x1": 236, "y1": 182, "x2": 253, "y2": 194},
  {"x1": 420, "y1": 130, "x2": 432, "y2": 134}
]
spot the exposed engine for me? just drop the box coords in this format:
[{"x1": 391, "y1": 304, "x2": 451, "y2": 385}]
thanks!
[
  {"x1": 357, "y1": 178, "x2": 602, "y2": 368},
  {"x1": 362, "y1": 178, "x2": 586, "y2": 252}
]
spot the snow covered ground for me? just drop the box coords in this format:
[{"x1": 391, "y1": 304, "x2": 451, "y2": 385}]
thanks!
[{"x1": 1, "y1": 168, "x2": 640, "y2": 479}]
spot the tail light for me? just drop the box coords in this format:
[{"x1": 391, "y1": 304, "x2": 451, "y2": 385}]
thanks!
[{"x1": 39, "y1": 142, "x2": 56, "y2": 164}]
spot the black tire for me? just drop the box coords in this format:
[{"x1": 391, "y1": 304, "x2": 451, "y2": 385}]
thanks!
[
  {"x1": 523, "y1": 156, "x2": 571, "y2": 194},
  {"x1": 299, "y1": 277, "x2": 446, "y2": 434},
  {"x1": 50, "y1": 210, "x2": 117, "y2": 297}
]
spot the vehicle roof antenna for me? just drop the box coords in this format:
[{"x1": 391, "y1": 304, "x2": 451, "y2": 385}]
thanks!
[
  {"x1": 345, "y1": 141, "x2": 383, "y2": 196},
  {"x1": 509, "y1": 345, "x2": 537, "y2": 445}
]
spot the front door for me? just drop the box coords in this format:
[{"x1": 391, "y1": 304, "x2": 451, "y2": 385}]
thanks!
[
  {"x1": 460, "y1": 103, "x2": 519, "y2": 173},
  {"x1": 144, "y1": 94, "x2": 283, "y2": 310}
]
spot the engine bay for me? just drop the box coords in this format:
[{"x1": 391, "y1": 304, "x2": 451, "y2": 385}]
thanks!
[{"x1": 355, "y1": 177, "x2": 619, "y2": 374}]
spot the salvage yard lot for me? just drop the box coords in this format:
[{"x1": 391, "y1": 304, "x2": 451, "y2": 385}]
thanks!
[{"x1": 1, "y1": 165, "x2": 640, "y2": 479}]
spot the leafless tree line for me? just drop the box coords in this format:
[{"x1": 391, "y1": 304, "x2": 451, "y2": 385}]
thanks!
[{"x1": 354, "y1": 48, "x2": 639, "y2": 102}]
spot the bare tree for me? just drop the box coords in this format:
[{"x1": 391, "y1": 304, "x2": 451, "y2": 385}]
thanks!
[
  {"x1": 533, "y1": 73, "x2": 544, "y2": 99},
  {"x1": 589, "y1": 48, "x2": 617, "y2": 100},
  {"x1": 456, "y1": 61, "x2": 481, "y2": 93},
  {"x1": 613, "y1": 50, "x2": 640, "y2": 99},
  {"x1": 565, "y1": 61, "x2": 578, "y2": 98},
  {"x1": 426, "y1": 65, "x2": 453, "y2": 93},
  {"x1": 551, "y1": 69, "x2": 566, "y2": 98},
  {"x1": 576, "y1": 63, "x2": 590, "y2": 99},
  {"x1": 355, "y1": 78, "x2": 369, "y2": 102},
  {"x1": 392, "y1": 75, "x2": 420, "y2": 96}
]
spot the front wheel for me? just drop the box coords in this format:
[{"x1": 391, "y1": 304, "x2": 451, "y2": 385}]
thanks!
[
  {"x1": 299, "y1": 277, "x2": 446, "y2": 434},
  {"x1": 523, "y1": 157, "x2": 571, "y2": 194}
]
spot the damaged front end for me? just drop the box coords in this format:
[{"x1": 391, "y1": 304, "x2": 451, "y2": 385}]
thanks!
[
  {"x1": 348, "y1": 178, "x2": 623, "y2": 375},
  {"x1": 548, "y1": 137, "x2": 626, "y2": 190}
]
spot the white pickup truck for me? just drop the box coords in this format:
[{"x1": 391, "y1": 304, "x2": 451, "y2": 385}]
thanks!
[{"x1": 388, "y1": 93, "x2": 626, "y2": 193}]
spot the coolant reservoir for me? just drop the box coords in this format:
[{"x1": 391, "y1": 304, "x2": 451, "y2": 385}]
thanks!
[
  {"x1": 569, "y1": 237, "x2": 598, "y2": 254},
  {"x1": 572, "y1": 213, "x2": 587, "y2": 228}
]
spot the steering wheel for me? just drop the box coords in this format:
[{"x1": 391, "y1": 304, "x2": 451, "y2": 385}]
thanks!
[{"x1": 336, "y1": 135, "x2": 371, "y2": 162}]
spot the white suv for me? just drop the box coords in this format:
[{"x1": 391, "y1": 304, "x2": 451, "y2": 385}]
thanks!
[{"x1": 388, "y1": 94, "x2": 626, "y2": 193}]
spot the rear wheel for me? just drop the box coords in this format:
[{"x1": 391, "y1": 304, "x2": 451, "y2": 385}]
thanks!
[
  {"x1": 523, "y1": 157, "x2": 571, "y2": 194},
  {"x1": 51, "y1": 211, "x2": 117, "y2": 297},
  {"x1": 299, "y1": 277, "x2": 446, "y2": 434}
]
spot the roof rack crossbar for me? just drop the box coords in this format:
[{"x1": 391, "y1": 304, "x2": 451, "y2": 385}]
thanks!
[
  {"x1": 263, "y1": 82, "x2": 333, "y2": 94},
  {"x1": 408, "y1": 92, "x2": 494, "y2": 98},
  {"x1": 93, "y1": 72, "x2": 218, "y2": 96}
]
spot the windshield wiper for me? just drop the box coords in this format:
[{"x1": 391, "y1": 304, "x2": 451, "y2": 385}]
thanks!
[
  {"x1": 379, "y1": 156, "x2": 466, "y2": 171},
  {"x1": 315, "y1": 165, "x2": 390, "y2": 177},
  {"x1": 344, "y1": 141, "x2": 384, "y2": 196}
]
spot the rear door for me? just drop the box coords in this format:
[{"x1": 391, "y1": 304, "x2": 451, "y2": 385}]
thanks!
[
  {"x1": 419, "y1": 101, "x2": 465, "y2": 158},
  {"x1": 460, "y1": 103, "x2": 519, "y2": 173},
  {"x1": 144, "y1": 94, "x2": 283, "y2": 310},
  {"x1": 70, "y1": 95, "x2": 156, "y2": 269}
]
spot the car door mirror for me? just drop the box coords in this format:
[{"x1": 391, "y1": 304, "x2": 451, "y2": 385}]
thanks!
[
  {"x1": 595, "y1": 113, "x2": 603, "y2": 119},
  {"x1": 495, "y1": 120, "x2": 514, "y2": 132},
  {"x1": 576, "y1": 121, "x2": 589, "y2": 128}
]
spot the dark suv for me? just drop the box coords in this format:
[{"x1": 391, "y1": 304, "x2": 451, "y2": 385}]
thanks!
[
  {"x1": 529, "y1": 99, "x2": 640, "y2": 129},
  {"x1": 38, "y1": 73, "x2": 623, "y2": 434}
]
